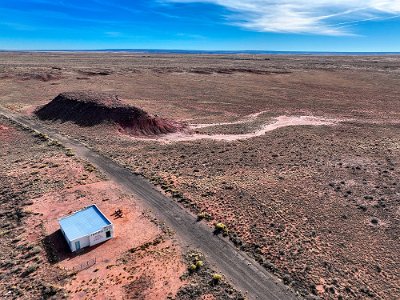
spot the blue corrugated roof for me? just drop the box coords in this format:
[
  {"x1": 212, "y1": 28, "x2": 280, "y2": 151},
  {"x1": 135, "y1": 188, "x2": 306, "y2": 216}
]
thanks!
[{"x1": 59, "y1": 205, "x2": 111, "y2": 241}]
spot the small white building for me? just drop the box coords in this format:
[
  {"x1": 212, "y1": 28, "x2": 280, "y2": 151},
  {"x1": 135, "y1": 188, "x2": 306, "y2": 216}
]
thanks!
[{"x1": 58, "y1": 204, "x2": 114, "y2": 252}]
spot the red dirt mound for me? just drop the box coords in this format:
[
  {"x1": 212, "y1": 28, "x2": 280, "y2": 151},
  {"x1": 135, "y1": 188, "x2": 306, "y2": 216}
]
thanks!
[
  {"x1": 34, "y1": 91, "x2": 185, "y2": 136},
  {"x1": 0, "y1": 124, "x2": 11, "y2": 141}
]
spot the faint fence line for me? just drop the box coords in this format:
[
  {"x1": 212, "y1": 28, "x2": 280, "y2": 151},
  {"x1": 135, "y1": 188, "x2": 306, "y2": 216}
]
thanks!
[{"x1": 68, "y1": 257, "x2": 97, "y2": 273}]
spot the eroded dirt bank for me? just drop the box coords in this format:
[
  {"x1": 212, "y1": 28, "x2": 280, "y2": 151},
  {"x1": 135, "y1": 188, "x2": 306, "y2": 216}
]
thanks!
[{"x1": 35, "y1": 91, "x2": 185, "y2": 136}]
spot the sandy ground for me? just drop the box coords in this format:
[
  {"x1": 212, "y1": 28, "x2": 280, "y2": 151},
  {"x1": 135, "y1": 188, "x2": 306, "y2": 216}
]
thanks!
[
  {"x1": 2, "y1": 106, "x2": 289, "y2": 300},
  {"x1": 1, "y1": 52, "x2": 399, "y2": 299},
  {"x1": 29, "y1": 181, "x2": 186, "y2": 299},
  {"x1": 0, "y1": 117, "x2": 187, "y2": 299}
]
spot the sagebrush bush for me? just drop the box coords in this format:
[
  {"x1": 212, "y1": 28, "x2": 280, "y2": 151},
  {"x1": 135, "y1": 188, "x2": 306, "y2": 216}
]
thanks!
[{"x1": 212, "y1": 273, "x2": 222, "y2": 283}]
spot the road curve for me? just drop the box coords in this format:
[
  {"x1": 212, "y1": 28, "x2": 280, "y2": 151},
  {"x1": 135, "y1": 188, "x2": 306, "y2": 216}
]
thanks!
[{"x1": 0, "y1": 107, "x2": 300, "y2": 300}]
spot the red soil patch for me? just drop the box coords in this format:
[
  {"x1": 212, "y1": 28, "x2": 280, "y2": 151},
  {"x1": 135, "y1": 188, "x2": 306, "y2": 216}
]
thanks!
[
  {"x1": 19, "y1": 72, "x2": 62, "y2": 82},
  {"x1": 29, "y1": 180, "x2": 186, "y2": 299},
  {"x1": 201, "y1": 294, "x2": 217, "y2": 300},
  {"x1": 34, "y1": 91, "x2": 185, "y2": 136},
  {"x1": 0, "y1": 123, "x2": 11, "y2": 140},
  {"x1": 1, "y1": 119, "x2": 185, "y2": 299}
]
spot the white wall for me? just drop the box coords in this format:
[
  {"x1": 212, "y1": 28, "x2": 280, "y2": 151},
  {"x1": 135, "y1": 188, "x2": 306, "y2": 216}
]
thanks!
[
  {"x1": 89, "y1": 225, "x2": 113, "y2": 247},
  {"x1": 66, "y1": 225, "x2": 113, "y2": 252},
  {"x1": 69, "y1": 236, "x2": 90, "y2": 252}
]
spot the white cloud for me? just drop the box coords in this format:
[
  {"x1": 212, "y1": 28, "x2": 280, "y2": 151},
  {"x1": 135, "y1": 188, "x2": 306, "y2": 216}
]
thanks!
[{"x1": 163, "y1": 0, "x2": 400, "y2": 35}]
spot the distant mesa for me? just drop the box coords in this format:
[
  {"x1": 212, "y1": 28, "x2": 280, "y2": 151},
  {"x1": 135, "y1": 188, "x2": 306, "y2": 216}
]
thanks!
[{"x1": 34, "y1": 91, "x2": 185, "y2": 136}]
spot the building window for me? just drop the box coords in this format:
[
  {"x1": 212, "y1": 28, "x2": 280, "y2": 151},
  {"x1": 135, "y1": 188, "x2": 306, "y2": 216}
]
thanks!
[{"x1": 106, "y1": 231, "x2": 111, "y2": 238}]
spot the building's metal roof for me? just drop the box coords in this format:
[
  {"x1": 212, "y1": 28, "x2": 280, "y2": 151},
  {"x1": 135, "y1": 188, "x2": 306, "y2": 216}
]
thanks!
[{"x1": 58, "y1": 205, "x2": 112, "y2": 241}]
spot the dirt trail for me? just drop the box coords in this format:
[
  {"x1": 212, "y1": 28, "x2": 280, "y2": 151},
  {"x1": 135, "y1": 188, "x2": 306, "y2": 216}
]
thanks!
[
  {"x1": 139, "y1": 115, "x2": 338, "y2": 143},
  {"x1": 0, "y1": 106, "x2": 299, "y2": 300}
]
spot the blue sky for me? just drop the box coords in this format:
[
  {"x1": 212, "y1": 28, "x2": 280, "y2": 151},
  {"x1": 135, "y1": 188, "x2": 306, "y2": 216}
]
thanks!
[{"x1": 1, "y1": 0, "x2": 400, "y2": 51}]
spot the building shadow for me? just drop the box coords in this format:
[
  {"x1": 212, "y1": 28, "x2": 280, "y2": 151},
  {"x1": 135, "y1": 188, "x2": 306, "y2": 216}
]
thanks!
[
  {"x1": 42, "y1": 229, "x2": 107, "y2": 264},
  {"x1": 42, "y1": 229, "x2": 69, "y2": 264}
]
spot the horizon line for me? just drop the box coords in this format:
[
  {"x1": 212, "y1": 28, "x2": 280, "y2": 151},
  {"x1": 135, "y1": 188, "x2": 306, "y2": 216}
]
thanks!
[{"x1": 1, "y1": 49, "x2": 400, "y2": 55}]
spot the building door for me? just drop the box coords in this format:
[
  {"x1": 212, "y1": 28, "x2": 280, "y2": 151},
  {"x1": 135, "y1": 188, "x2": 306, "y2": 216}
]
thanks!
[
  {"x1": 75, "y1": 241, "x2": 81, "y2": 251},
  {"x1": 106, "y1": 231, "x2": 111, "y2": 238}
]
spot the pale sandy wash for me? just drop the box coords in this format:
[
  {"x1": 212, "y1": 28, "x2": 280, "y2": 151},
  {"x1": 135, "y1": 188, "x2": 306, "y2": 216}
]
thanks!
[
  {"x1": 189, "y1": 110, "x2": 268, "y2": 129},
  {"x1": 133, "y1": 115, "x2": 340, "y2": 143}
]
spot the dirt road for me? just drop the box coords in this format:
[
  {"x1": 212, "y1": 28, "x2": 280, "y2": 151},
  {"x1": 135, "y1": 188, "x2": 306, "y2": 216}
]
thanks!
[{"x1": 0, "y1": 107, "x2": 299, "y2": 300}]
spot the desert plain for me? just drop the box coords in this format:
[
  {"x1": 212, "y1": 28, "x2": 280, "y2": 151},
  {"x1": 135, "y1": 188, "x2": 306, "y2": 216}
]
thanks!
[{"x1": 0, "y1": 52, "x2": 399, "y2": 299}]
